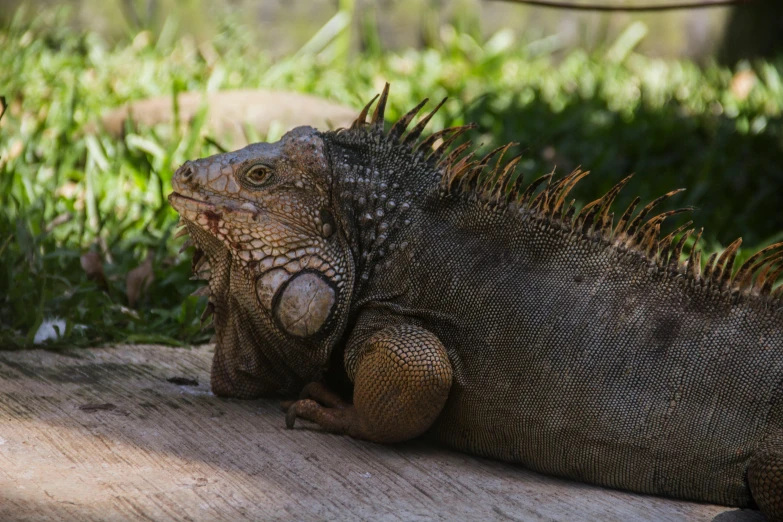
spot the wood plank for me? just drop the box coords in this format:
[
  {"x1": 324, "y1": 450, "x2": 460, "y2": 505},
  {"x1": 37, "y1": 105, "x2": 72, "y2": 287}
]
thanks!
[{"x1": 0, "y1": 345, "x2": 766, "y2": 521}]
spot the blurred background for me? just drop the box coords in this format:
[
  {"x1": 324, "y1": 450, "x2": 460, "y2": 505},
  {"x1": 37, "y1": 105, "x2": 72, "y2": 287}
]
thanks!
[{"x1": 0, "y1": 0, "x2": 781, "y2": 348}]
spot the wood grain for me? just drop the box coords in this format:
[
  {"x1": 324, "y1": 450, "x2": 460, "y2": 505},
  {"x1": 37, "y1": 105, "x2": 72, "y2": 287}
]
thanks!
[{"x1": 0, "y1": 345, "x2": 766, "y2": 521}]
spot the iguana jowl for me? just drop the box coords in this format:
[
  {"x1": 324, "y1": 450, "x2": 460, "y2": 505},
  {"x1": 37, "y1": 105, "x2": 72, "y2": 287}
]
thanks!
[{"x1": 169, "y1": 85, "x2": 783, "y2": 519}]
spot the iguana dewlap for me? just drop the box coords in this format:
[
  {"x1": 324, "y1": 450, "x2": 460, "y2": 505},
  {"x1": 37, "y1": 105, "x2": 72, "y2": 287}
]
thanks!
[{"x1": 169, "y1": 85, "x2": 783, "y2": 519}]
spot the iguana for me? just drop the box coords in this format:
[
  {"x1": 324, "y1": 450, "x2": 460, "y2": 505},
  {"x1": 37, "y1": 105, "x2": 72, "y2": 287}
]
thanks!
[{"x1": 168, "y1": 85, "x2": 783, "y2": 519}]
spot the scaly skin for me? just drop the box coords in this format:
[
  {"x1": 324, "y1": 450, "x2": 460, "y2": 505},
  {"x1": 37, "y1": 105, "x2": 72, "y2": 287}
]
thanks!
[{"x1": 169, "y1": 85, "x2": 783, "y2": 519}]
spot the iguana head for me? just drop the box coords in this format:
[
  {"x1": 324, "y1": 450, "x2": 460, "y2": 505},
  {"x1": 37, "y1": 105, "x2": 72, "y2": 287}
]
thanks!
[
  {"x1": 169, "y1": 85, "x2": 467, "y2": 398},
  {"x1": 169, "y1": 125, "x2": 355, "y2": 397}
]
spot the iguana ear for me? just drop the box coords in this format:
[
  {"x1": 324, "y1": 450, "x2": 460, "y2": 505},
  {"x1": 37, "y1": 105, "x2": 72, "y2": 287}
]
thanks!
[
  {"x1": 255, "y1": 269, "x2": 338, "y2": 339},
  {"x1": 273, "y1": 272, "x2": 336, "y2": 338}
]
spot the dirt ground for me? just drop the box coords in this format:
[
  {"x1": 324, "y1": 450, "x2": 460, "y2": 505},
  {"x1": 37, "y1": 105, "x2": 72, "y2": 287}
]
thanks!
[{"x1": 0, "y1": 345, "x2": 766, "y2": 521}]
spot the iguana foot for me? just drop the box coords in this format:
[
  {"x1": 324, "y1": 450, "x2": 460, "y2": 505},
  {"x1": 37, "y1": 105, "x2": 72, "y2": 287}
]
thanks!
[
  {"x1": 283, "y1": 382, "x2": 363, "y2": 435},
  {"x1": 284, "y1": 325, "x2": 453, "y2": 444},
  {"x1": 284, "y1": 397, "x2": 365, "y2": 438},
  {"x1": 748, "y1": 432, "x2": 783, "y2": 520}
]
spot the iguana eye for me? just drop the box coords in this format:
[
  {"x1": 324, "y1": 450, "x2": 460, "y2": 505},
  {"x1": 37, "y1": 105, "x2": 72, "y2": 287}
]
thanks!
[{"x1": 245, "y1": 164, "x2": 272, "y2": 187}]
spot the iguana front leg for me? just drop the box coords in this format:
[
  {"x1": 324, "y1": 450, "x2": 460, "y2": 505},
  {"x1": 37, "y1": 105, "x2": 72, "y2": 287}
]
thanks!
[
  {"x1": 748, "y1": 431, "x2": 783, "y2": 519},
  {"x1": 284, "y1": 325, "x2": 453, "y2": 443}
]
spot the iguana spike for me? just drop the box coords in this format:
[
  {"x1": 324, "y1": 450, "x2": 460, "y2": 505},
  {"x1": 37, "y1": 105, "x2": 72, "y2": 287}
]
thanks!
[
  {"x1": 191, "y1": 285, "x2": 211, "y2": 297},
  {"x1": 422, "y1": 125, "x2": 476, "y2": 160},
  {"x1": 178, "y1": 238, "x2": 194, "y2": 253},
  {"x1": 692, "y1": 250, "x2": 703, "y2": 279},
  {"x1": 529, "y1": 171, "x2": 557, "y2": 213},
  {"x1": 518, "y1": 173, "x2": 553, "y2": 207},
  {"x1": 351, "y1": 93, "x2": 379, "y2": 129},
  {"x1": 389, "y1": 98, "x2": 428, "y2": 139},
  {"x1": 578, "y1": 174, "x2": 634, "y2": 235},
  {"x1": 601, "y1": 212, "x2": 614, "y2": 238},
  {"x1": 655, "y1": 220, "x2": 688, "y2": 263},
  {"x1": 625, "y1": 189, "x2": 685, "y2": 239},
  {"x1": 200, "y1": 301, "x2": 215, "y2": 323},
  {"x1": 658, "y1": 221, "x2": 693, "y2": 253},
  {"x1": 193, "y1": 255, "x2": 212, "y2": 280},
  {"x1": 458, "y1": 155, "x2": 483, "y2": 185},
  {"x1": 191, "y1": 249, "x2": 204, "y2": 269},
  {"x1": 458, "y1": 163, "x2": 483, "y2": 194},
  {"x1": 429, "y1": 134, "x2": 463, "y2": 165},
  {"x1": 574, "y1": 199, "x2": 601, "y2": 233},
  {"x1": 404, "y1": 97, "x2": 447, "y2": 146},
  {"x1": 174, "y1": 227, "x2": 190, "y2": 239},
  {"x1": 758, "y1": 263, "x2": 783, "y2": 296},
  {"x1": 772, "y1": 282, "x2": 783, "y2": 299},
  {"x1": 450, "y1": 152, "x2": 479, "y2": 192},
  {"x1": 488, "y1": 142, "x2": 516, "y2": 179},
  {"x1": 474, "y1": 144, "x2": 512, "y2": 193},
  {"x1": 194, "y1": 255, "x2": 210, "y2": 273},
  {"x1": 201, "y1": 312, "x2": 214, "y2": 331},
  {"x1": 614, "y1": 196, "x2": 641, "y2": 238},
  {"x1": 495, "y1": 153, "x2": 524, "y2": 200},
  {"x1": 686, "y1": 228, "x2": 704, "y2": 278},
  {"x1": 540, "y1": 173, "x2": 573, "y2": 216},
  {"x1": 633, "y1": 208, "x2": 694, "y2": 247},
  {"x1": 737, "y1": 251, "x2": 783, "y2": 293},
  {"x1": 552, "y1": 169, "x2": 590, "y2": 217},
  {"x1": 563, "y1": 199, "x2": 576, "y2": 222},
  {"x1": 370, "y1": 83, "x2": 390, "y2": 129},
  {"x1": 668, "y1": 229, "x2": 694, "y2": 270},
  {"x1": 713, "y1": 238, "x2": 742, "y2": 289},
  {"x1": 733, "y1": 242, "x2": 783, "y2": 291},
  {"x1": 441, "y1": 142, "x2": 474, "y2": 190},
  {"x1": 702, "y1": 252, "x2": 719, "y2": 283},
  {"x1": 642, "y1": 223, "x2": 662, "y2": 257},
  {"x1": 593, "y1": 174, "x2": 634, "y2": 229},
  {"x1": 751, "y1": 259, "x2": 782, "y2": 296}
]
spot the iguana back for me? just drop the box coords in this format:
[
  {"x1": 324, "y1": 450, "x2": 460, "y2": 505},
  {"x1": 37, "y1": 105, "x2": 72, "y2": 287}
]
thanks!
[
  {"x1": 169, "y1": 85, "x2": 783, "y2": 518},
  {"x1": 385, "y1": 192, "x2": 783, "y2": 507}
]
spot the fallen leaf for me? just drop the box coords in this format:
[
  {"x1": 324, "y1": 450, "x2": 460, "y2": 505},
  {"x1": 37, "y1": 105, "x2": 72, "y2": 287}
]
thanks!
[
  {"x1": 80, "y1": 251, "x2": 107, "y2": 290},
  {"x1": 126, "y1": 252, "x2": 154, "y2": 308}
]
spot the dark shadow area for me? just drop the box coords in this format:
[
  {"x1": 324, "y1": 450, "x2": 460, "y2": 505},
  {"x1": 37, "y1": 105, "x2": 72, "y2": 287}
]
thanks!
[
  {"x1": 462, "y1": 90, "x2": 783, "y2": 246},
  {"x1": 712, "y1": 509, "x2": 767, "y2": 522}
]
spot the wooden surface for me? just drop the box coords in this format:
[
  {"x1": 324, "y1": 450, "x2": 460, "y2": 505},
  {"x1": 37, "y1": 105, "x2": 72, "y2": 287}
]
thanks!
[{"x1": 0, "y1": 345, "x2": 766, "y2": 522}]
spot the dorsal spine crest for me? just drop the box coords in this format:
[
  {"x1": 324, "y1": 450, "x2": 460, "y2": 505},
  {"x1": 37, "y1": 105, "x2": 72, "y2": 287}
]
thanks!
[{"x1": 335, "y1": 86, "x2": 783, "y2": 304}]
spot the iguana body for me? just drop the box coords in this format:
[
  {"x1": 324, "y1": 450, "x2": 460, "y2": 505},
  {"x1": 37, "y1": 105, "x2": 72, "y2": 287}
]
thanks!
[{"x1": 169, "y1": 86, "x2": 783, "y2": 519}]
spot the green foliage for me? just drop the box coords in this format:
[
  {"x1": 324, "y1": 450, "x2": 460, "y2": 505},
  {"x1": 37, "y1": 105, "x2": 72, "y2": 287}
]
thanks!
[{"x1": 0, "y1": 8, "x2": 781, "y2": 349}]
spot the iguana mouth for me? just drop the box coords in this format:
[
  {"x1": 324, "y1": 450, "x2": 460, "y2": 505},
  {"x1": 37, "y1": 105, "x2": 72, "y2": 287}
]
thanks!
[
  {"x1": 169, "y1": 192, "x2": 260, "y2": 218},
  {"x1": 168, "y1": 192, "x2": 216, "y2": 211}
]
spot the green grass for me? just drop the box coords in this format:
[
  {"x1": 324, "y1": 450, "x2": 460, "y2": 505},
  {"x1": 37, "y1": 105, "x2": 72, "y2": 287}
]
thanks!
[{"x1": 1, "y1": 8, "x2": 782, "y2": 349}]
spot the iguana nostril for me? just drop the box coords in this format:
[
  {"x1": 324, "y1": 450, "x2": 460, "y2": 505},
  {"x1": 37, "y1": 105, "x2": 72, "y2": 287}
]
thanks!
[{"x1": 177, "y1": 163, "x2": 194, "y2": 181}]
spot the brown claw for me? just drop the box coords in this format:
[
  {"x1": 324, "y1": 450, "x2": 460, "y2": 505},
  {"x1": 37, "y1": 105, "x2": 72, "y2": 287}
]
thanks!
[{"x1": 285, "y1": 402, "x2": 298, "y2": 429}]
